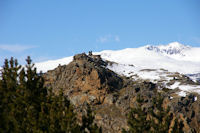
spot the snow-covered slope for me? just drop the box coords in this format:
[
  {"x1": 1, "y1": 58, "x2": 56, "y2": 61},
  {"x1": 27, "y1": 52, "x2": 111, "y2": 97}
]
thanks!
[
  {"x1": 35, "y1": 56, "x2": 73, "y2": 72},
  {"x1": 35, "y1": 42, "x2": 200, "y2": 75},
  {"x1": 146, "y1": 42, "x2": 190, "y2": 56},
  {"x1": 98, "y1": 42, "x2": 200, "y2": 74},
  {"x1": 97, "y1": 42, "x2": 200, "y2": 97},
  {"x1": 34, "y1": 42, "x2": 200, "y2": 97},
  {"x1": 145, "y1": 42, "x2": 200, "y2": 62}
]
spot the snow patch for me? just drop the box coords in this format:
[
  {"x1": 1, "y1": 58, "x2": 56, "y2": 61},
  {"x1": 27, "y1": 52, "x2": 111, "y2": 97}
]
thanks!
[
  {"x1": 194, "y1": 96, "x2": 197, "y2": 101},
  {"x1": 170, "y1": 82, "x2": 180, "y2": 89},
  {"x1": 168, "y1": 82, "x2": 200, "y2": 97},
  {"x1": 177, "y1": 91, "x2": 187, "y2": 97}
]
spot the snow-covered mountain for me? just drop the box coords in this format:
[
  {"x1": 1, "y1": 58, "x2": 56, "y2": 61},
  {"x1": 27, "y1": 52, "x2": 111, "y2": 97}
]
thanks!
[
  {"x1": 145, "y1": 42, "x2": 190, "y2": 56},
  {"x1": 36, "y1": 42, "x2": 200, "y2": 74},
  {"x1": 35, "y1": 42, "x2": 200, "y2": 97}
]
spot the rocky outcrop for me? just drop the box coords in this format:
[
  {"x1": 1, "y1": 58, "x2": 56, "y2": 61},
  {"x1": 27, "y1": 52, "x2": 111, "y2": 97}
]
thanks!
[
  {"x1": 44, "y1": 53, "x2": 123, "y2": 105},
  {"x1": 170, "y1": 93, "x2": 200, "y2": 132},
  {"x1": 43, "y1": 53, "x2": 200, "y2": 133}
]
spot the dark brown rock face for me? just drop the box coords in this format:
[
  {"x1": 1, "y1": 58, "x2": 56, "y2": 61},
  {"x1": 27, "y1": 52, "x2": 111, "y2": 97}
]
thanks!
[
  {"x1": 43, "y1": 53, "x2": 200, "y2": 133},
  {"x1": 44, "y1": 53, "x2": 123, "y2": 105},
  {"x1": 169, "y1": 93, "x2": 200, "y2": 133}
]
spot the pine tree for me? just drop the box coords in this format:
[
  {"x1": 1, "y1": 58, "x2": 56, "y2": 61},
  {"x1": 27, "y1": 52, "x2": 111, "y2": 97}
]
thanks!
[
  {"x1": 0, "y1": 57, "x2": 22, "y2": 132},
  {"x1": 0, "y1": 56, "x2": 101, "y2": 133},
  {"x1": 124, "y1": 94, "x2": 184, "y2": 133},
  {"x1": 17, "y1": 56, "x2": 48, "y2": 132},
  {"x1": 171, "y1": 118, "x2": 184, "y2": 133},
  {"x1": 46, "y1": 89, "x2": 81, "y2": 133},
  {"x1": 122, "y1": 95, "x2": 150, "y2": 133},
  {"x1": 81, "y1": 105, "x2": 102, "y2": 133},
  {"x1": 150, "y1": 94, "x2": 184, "y2": 133}
]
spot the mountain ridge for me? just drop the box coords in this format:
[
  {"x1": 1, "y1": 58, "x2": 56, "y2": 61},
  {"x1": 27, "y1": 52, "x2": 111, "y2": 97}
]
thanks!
[
  {"x1": 35, "y1": 42, "x2": 200, "y2": 73},
  {"x1": 145, "y1": 42, "x2": 191, "y2": 56},
  {"x1": 33, "y1": 42, "x2": 200, "y2": 98}
]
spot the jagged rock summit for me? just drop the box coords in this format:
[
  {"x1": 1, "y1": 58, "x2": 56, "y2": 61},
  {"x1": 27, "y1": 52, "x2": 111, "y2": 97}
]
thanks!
[{"x1": 44, "y1": 52, "x2": 123, "y2": 105}]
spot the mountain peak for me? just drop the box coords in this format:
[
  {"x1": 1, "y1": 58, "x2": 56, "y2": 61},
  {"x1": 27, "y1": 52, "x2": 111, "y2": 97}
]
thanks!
[
  {"x1": 145, "y1": 42, "x2": 190, "y2": 55},
  {"x1": 167, "y1": 41, "x2": 184, "y2": 47},
  {"x1": 159, "y1": 42, "x2": 190, "y2": 49}
]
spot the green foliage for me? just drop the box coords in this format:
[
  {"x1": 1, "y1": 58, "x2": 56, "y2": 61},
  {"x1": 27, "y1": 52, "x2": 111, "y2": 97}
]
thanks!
[
  {"x1": 0, "y1": 57, "x2": 100, "y2": 133},
  {"x1": 81, "y1": 105, "x2": 102, "y2": 133},
  {"x1": 122, "y1": 96, "x2": 150, "y2": 133},
  {"x1": 171, "y1": 118, "x2": 184, "y2": 133},
  {"x1": 0, "y1": 57, "x2": 22, "y2": 132},
  {"x1": 150, "y1": 94, "x2": 172, "y2": 133},
  {"x1": 123, "y1": 94, "x2": 184, "y2": 133}
]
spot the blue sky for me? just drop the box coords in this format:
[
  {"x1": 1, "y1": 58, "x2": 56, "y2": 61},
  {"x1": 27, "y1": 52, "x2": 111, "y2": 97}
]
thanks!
[{"x1": 0, "y1": 0, "x2": 200, "y2": 65}]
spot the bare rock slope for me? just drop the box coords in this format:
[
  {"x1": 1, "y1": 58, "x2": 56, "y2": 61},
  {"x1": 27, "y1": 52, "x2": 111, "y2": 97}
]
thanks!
[{"x1": 44, "y1": 53, "x2": 200, "y2": 133}]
